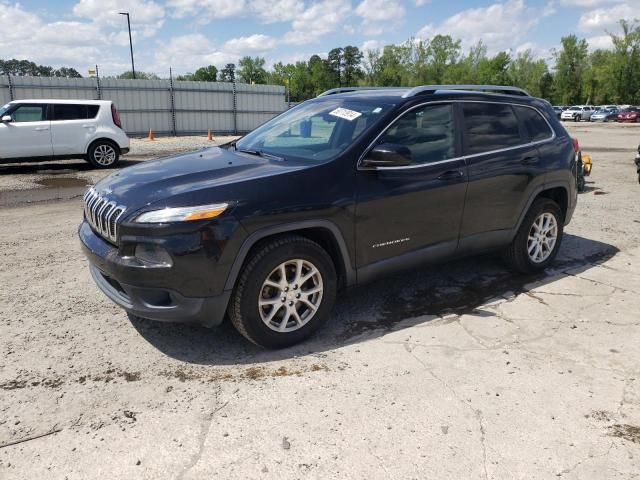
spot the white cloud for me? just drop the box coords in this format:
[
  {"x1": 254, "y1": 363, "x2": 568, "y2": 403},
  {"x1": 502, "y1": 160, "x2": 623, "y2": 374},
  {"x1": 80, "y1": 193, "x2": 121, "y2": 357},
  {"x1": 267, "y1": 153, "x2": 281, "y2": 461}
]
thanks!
[
  {"x1": 542, "y1": 1, "x2": 557, "y2": 17},
  {"x1": 515, "y1": 42, "x2": 554, "y2": 60},
  {"x1": 0, "y1": 2, "x2": 103, "y2": 65},
  {"x1": 586, "y1": 34, "x2": 615, "y2": 50},
  {"x1": 167, "y1": 0, "x2": 246, "y2": 21},
  {"x1": 559, "y1": 0, "x2": 624, "y2": 7},
  {"x1": 415, "y1": 0, "x2": 430, "y2": 6},
  {"x1": 223, "y1": 34, "x2": 277, "y2": 53},
  {"x1": 154, "y1": 34, "x2": 236, "y2": 70},
  {"x1": 73, "y1": 0, "x2": 165, "y2": 36},
  {"x1": 355, "y1": 0, "x2": 405, "y2": 35},
  {"x1": 154, "y1": 33, "x2": 279, "y2": 72},
  {"x1": 355, "y1": 0, "x2": 404, "y2": 23},
  {"x1": 250, "y1": 0, "x2": 305, "y2": 23},
  {"x1": 283, "y1": 0, "x2": 351, "y2": 45},
  {"x1": 578, "y1": 3, "x2": 640, "y2": 32},
  {"x1": 361, "y1": 39, "x2": 381, "y2": 52},
  {"x1": 417, "y1": 0, "x2": 537, "y2": 53}
]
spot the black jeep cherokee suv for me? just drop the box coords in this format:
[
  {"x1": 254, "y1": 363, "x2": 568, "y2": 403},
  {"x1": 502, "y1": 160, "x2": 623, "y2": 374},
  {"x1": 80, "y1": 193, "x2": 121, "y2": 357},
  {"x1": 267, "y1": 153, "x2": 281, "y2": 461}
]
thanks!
[{"x1": 80, "y1": 85, "x2": 578, "y2": 348}]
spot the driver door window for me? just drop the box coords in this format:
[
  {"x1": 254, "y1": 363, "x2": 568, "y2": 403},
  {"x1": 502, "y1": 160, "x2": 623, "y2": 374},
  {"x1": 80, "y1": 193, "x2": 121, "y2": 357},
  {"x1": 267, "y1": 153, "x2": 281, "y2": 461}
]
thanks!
[
  {"x1": 377, "y1": 103, "x2": 456, "y2": 166},
  {"x1": 11, "y1": 104, "x2": 46, "y2": 122}
]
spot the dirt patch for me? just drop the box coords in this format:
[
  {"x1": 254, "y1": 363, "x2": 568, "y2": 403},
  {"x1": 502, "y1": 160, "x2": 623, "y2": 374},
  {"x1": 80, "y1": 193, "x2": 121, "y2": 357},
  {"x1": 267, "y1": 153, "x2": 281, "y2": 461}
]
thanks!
[
  {"x1": 588, "y1": 410, "x2": 612, "y2": 422},
  {"x1": 35, "y1": 177, "x2": 89, "y2": 189},
  {"x1": 609, "y1": 424, "x2": 640, "y2": 444},
  {"x1": 0, "y1": 379, "x2": 28, "y2": 390},
  {"x1": 160, "y1": 364, "x2": 330, "y2": 383}
]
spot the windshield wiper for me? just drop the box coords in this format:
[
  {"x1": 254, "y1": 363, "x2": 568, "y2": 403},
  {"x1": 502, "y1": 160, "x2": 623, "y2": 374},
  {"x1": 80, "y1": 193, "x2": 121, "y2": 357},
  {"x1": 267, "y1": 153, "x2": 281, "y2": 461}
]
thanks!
[{"x1": 236, "y1": 148, "x2": 283, "y2": 161}]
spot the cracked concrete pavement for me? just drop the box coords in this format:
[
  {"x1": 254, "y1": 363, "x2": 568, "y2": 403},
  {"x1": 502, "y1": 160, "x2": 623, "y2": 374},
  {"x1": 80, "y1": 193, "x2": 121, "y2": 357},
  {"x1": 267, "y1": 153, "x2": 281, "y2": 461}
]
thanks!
[{"x1": 0, "y1": 123, "x2": 639, "y2": 479}]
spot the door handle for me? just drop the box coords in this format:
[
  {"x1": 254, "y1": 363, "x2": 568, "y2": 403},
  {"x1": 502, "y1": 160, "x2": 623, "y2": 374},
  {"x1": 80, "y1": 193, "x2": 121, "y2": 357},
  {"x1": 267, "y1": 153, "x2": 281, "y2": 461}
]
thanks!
[
  {"x1": 82, "y1": 124, "x2": 95, "y2": 128},
  {"x1": 34, "y1": 127, "x2": 49, "y2": 131},
  {"x1": 437, "y1": 170, "x2": 464, "y2": 181},
  {"x1": 521, "y1": 156, "x2": 539, "y2": 165}
]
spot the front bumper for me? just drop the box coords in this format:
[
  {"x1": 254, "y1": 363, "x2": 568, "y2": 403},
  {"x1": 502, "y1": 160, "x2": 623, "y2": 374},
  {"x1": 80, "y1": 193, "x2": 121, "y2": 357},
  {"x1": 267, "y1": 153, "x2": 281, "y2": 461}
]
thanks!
[{"x1": 79, "y1": 221, "x2": 231, "y2": 327}]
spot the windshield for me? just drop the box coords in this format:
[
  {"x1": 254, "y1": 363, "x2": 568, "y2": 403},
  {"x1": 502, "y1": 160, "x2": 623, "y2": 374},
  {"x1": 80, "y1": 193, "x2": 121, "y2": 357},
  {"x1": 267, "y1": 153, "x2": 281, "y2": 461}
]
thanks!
[
  {"x1": 0, "y1": 103, "x2": 11, "y2": 117},
  {"x1": 235, "y1": 99, "x2": 394, "y2": 162}
]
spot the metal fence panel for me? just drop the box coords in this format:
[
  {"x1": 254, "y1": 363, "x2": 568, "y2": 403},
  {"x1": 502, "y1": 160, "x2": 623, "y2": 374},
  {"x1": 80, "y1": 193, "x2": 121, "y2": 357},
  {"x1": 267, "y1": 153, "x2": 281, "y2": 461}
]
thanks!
[
  {"x1": 1, "y1": 75, "x2": 286, "y2": 136},
  {"x1": 0, "y1": 75, "x2": 10, "y2": 105}
]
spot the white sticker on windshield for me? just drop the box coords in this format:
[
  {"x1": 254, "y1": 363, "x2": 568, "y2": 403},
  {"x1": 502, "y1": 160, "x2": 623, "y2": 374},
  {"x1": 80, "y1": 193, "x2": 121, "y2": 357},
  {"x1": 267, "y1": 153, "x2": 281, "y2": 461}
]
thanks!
[{"x1": 329, "y1": 107, "x2": 362, "y2": 121}]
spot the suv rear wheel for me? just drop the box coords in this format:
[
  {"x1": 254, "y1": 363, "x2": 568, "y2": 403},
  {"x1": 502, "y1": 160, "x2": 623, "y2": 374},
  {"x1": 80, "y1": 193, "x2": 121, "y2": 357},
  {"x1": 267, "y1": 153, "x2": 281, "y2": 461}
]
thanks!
[
  {"x1": 87, "y1": 140, "x2": 120, "y2": 168},
  {"x1": 503, "y1": 198, "x2": 564, "y2": 273},
  {"x1": 229, "y1": 235, "x2": 337, "y2": 348}
]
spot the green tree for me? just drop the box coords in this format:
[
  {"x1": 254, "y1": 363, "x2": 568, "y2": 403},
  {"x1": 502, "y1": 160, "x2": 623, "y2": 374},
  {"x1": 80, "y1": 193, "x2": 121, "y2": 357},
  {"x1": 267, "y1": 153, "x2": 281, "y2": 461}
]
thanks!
[
  {"x1": 116, "y1": 71, "x2": 160, "y2": 80},
  {"x1": 326, "y1": 48, "x2": 343, "y2": 86},
  {"x1": 553, "y1": 35, "x2": 589, "y2": 104},
  {"x1": 219, "y1": 63, "x2": 236, "y2": 82},
  {"x1": 238, "y1": 56, "x2": 267, "y2": 84},
  {"x1": 0, "y1": 59, "x2": 80, "y2": 77},
  {"x1": 426, "y1": 35, "x2": 462, "y2": 83},
  {"x1": 508, "y1": 50, "x2": 548, "y2": 97},
  {"x1": 342, "y1": 46, "x2": 364, "y2": 86},
  {"x1": 177, "y1": 65, "x2": 219, "y2": 82},
  {"x1": 52, "y1": 67, "x2": 82, "y2": 78},
  {"x1": 608, "y1": 20, "x2": 640, "y2": 104},
  {"x1": 364, "y1": 44, "x2": 411, "y2": 86}
]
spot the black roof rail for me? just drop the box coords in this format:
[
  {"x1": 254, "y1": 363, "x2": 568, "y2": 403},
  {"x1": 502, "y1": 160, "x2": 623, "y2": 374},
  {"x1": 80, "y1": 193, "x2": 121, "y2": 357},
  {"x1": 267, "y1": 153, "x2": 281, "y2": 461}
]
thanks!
[
  {"x1": 317, "y1": 87, "x2": 400, "y2": 97},
  {"x1": 402, "y1": 85, "x2": 530, "y2": 98}
]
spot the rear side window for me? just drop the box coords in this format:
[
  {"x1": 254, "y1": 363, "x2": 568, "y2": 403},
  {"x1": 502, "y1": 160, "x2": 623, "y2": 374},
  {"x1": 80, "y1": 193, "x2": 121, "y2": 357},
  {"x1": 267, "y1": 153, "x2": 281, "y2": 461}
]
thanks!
[
  {"x1": 462, "y1": 103, "x2": 522, "y2": 155},
  {"x1": 514, "y1": 106, "x2": 553, "y2": 143},
  {"x1": 377, "y1": 103, "x2": 456, "y2": 166},
  {"x1": 53, "y1": 104, "x2": 99, "y2": 120},
  {"x1": 87, "y1": 105, "x2": 100, "y2": 118}
]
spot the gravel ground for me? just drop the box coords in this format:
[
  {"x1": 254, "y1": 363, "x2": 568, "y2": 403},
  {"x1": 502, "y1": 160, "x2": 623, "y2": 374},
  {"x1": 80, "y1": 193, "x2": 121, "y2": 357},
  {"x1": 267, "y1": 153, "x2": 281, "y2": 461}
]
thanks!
[{"x1": 0, "y1": 123, "x2": 639, "y2": 479}]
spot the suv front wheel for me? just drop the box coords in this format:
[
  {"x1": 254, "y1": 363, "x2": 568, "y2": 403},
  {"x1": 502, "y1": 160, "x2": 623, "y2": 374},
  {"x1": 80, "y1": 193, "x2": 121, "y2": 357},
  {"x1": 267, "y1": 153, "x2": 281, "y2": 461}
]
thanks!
[
  {"x1": 229, "y1": 235, "x2": 337, "y2": 348},
  {"x1": 503, "y1": 198, "x2": 564, "y2": 273},
  {"x1": 87, "y1": 140, "x2": 120, "y2": 168}
]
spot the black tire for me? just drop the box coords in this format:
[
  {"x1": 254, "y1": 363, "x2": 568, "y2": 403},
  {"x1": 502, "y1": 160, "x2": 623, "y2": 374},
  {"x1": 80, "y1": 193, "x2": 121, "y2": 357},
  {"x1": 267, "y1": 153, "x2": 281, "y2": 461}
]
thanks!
[
  {"x1": 577, "y1": 175, "x2": 586, "y2": 192},
  {"x1": 87, "y1": 140, "x2": 120, "y2": 168},
  {"x1": 229, "y1": 235, "x2": 337, "y2": 348},
  {"x1": 503, "y1": 198, "x2": 564, "y2": 274},
  {"x1": 574, "y1": 115, "x2": 580, "y2": 122}
]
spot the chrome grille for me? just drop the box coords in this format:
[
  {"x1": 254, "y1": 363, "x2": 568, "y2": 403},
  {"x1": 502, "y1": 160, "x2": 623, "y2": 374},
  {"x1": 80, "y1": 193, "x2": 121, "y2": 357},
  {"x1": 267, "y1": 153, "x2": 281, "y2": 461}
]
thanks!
[{"x1": 83, "y1": 187, "x2": 126, "y2": 244}]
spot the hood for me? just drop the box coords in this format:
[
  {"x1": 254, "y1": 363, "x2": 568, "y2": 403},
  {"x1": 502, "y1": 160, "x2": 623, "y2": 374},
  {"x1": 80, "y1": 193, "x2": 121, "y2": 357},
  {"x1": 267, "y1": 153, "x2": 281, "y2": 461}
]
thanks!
[{"x1": 93, "y1": 146, "x2": 306, "y2": 211}]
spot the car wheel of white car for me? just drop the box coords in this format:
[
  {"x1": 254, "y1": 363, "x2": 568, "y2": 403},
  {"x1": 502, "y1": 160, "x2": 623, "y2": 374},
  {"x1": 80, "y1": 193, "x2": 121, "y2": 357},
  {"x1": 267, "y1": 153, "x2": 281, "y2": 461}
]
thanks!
[{"x1": 87, "y1": 141, "x2": 120, "y2": 168}]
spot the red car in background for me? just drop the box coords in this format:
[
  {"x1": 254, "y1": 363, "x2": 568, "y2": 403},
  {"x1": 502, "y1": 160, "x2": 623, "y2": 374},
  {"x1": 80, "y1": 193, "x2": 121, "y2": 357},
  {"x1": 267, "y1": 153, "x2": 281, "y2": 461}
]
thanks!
[{"x1": 617, "y1": 107, "x2": 640, "y2": 122}]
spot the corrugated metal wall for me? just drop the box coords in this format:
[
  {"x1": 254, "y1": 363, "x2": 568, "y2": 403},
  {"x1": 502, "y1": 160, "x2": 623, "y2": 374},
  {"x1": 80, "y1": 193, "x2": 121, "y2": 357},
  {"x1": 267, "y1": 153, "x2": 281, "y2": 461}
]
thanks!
[{"x1": 0, "y1": 75, "x2": 287, "y2": 136}]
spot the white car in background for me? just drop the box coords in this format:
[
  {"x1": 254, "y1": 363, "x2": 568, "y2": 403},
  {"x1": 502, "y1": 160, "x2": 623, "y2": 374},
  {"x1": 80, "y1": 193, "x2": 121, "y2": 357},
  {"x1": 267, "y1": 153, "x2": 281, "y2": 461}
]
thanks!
[
  {"x1": 0, "y1": 99, "x2": 129, "y2": 168},
  {"x1": 560, "y1": 105, "x2": 595, "y2": 122}
]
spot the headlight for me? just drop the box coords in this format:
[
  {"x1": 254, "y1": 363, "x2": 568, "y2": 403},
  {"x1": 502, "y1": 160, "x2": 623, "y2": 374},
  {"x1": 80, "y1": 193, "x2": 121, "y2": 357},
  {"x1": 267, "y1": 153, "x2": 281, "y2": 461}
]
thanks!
[{"x1": 134, "y1": 203, "x2": 228, "y2": 223}]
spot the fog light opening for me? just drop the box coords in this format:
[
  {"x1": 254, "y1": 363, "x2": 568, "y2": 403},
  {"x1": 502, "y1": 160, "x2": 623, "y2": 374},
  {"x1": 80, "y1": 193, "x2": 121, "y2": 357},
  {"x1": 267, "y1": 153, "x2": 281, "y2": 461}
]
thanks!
[{"x1": 134, "y1": 244, "x2": 173, "y2": 267}]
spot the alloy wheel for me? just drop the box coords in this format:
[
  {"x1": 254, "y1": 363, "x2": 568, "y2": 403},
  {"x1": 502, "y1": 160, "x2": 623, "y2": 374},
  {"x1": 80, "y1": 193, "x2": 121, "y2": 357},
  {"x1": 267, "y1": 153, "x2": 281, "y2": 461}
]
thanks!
[
  {"x1": 94, "y1": 144, "x2": 117, "y2": 166},
  {"x1": 258, "y1": 259, "x2": 323, "y2": 332},
  {"x1": 527, "y1": 212, "x2": 558, "y2": 263}
]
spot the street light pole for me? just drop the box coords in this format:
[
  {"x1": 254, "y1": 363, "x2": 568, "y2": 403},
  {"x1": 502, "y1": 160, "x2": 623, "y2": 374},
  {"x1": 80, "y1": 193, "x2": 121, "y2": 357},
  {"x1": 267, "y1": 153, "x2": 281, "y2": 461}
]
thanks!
[{"x1": 119, "y1": 12, "x2": 136, "y2": 79}]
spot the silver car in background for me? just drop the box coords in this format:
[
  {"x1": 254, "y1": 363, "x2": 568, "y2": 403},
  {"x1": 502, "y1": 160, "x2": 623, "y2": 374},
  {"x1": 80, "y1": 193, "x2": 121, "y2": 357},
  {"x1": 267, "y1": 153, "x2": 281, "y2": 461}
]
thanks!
[
  {"x1": 590, "y1": 107, "x2": 620, "y2": 122},
  {"x1": 560, "y1": 105, "x2": 595, "y2": 122}
]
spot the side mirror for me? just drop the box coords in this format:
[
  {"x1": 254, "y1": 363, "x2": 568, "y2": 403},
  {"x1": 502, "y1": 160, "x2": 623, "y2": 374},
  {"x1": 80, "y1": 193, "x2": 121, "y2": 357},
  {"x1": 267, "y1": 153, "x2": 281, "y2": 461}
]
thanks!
[
  {"x1": 361, "y1": 143, "x2": 412, "y2": 168},
  {"x1": 1, "y1": 115, "x2": 12, "y2": 123}
]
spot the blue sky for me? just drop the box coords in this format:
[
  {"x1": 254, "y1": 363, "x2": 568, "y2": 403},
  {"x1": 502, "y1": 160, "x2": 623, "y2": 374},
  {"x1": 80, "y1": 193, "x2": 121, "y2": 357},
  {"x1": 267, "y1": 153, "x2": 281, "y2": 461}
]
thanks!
[{"x1": 1, "y1": 0, "x2": 638, "y2": 76}]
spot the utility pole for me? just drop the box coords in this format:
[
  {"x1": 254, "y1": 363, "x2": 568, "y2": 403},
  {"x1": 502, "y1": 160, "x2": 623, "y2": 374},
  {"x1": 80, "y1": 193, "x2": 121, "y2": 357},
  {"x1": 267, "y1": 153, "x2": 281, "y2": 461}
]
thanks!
[{"x1": 119, "y1": 12, "x2": 136, "y2": 79}]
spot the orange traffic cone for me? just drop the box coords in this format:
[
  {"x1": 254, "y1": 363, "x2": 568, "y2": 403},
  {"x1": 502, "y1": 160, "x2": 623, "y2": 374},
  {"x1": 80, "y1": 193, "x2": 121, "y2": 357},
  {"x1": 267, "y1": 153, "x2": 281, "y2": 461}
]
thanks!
[
  {"x1": 147, "y1": 128, "x2": 155, "y2": 141},
  {"x1": 207, "y1": 129, "x2": 213, "y2": 141}
]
